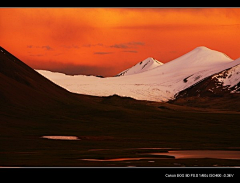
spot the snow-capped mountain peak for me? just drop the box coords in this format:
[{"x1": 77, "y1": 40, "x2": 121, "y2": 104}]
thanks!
[
  {"x1": 161, "y1": 46, "x2": 233, "y2": 70},
  {"x1": 116, "y1": 57, "x2": 163, "y2": 76}
]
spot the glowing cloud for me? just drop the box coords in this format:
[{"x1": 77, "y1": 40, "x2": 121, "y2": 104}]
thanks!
[{"x1": 1, "y1": 8, "x2": 240, "y2": 76}]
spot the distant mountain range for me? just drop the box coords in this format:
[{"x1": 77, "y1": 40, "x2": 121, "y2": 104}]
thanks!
[{"x1": 37, "y1": 46, "x2": 240, "y2": 102}]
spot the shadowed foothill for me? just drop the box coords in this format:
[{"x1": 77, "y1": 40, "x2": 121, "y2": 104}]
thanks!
[{"x1": 0, "y1": 46, "x2": 240, "y2": 167}]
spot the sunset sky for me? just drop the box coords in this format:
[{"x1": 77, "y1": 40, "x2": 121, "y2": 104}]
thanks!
[{"x1": 1, "y1": 8, "x2": 240, "y2": 76}]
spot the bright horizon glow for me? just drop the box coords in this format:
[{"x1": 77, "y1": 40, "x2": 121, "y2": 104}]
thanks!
[{"x1": 1, "y1": 7, "x2": 240, "y2": 76}]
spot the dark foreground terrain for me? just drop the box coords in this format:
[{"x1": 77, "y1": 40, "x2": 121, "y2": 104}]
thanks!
[{"x1": 1, "y1": 46, "x2": 240, "y2": 167}]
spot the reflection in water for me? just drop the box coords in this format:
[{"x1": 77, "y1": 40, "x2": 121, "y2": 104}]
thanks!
[
  {"x1": 81, "y1": 157, "x2": 156, "y2": 162},
  {"x1": 41, "y1": 136, "x2": 80, "y2": 140},
  {"x1": 81, "y1": 150, "x2": 240, "y2": 163},
  {"x1": 88, "y1": 147, "x2": 179, "y2": 151},
  {"x1": 135, "y1": 148, "x2": 179, "y2": 150},
  {"x1": 147, "y1": 150, "x2": 240, "y2": 160}
]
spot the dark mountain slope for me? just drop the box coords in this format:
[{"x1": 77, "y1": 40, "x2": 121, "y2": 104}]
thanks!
[
  {"x1": 169, "y1": 63, "x2": 240, "y2": 111},
  {"x1": 0, "y1": 46, "x2": 162, "y2": 125},
  {"x1": 0, "y1": 46, "x2": 96, "y2": 109}
]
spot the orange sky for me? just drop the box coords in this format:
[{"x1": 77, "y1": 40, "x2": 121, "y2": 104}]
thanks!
[{"x1": 1, "y1": 8, "x2": 240, "y2": 76}]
